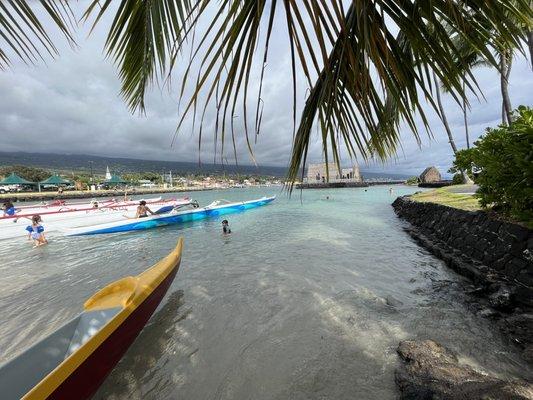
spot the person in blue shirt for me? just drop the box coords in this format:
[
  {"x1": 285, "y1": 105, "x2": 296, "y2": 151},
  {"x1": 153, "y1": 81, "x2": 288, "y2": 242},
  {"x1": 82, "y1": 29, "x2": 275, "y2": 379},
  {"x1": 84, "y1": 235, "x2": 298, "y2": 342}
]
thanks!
[
  {"x1": 2, "y1": 200, "x2": 16, "y2": 217},
  {"x1": 26, "y1": 215, "x2": 48, "y2": 247}
]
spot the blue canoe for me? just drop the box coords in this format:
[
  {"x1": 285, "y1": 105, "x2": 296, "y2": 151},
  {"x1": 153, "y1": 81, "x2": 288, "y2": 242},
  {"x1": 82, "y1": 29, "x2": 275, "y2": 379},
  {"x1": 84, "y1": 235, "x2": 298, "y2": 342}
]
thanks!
[{"x1": 65, "y1": 196, "x2": 275, "y2": 236}]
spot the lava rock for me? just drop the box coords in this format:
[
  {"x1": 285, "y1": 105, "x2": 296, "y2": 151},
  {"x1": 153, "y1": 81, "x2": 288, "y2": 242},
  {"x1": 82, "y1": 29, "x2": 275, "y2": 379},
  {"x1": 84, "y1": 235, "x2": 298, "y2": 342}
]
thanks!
[
  {"x1": 488, "y1": 286, "x2": 514, "y2": 311},
  {"x1": 477, "y1": 308, "x2": 500, "y2": 319},
  {"x1": 395, "y1": 340, "x2": 533, "y2": 399}
]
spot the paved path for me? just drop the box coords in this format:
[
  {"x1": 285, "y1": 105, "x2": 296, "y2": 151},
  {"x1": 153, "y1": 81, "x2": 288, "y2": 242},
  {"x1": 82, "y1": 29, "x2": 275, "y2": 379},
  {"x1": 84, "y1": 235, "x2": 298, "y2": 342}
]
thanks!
[{"x1": 446, "y1": 184, "x2": 478, "y2": 195}]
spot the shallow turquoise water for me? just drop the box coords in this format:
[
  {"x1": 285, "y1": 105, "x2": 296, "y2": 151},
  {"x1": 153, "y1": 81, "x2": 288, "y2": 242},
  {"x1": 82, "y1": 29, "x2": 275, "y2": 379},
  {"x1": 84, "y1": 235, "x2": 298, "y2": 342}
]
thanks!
[{"x1": 0, "y1": 186, "x2": 530, "y2": 399}]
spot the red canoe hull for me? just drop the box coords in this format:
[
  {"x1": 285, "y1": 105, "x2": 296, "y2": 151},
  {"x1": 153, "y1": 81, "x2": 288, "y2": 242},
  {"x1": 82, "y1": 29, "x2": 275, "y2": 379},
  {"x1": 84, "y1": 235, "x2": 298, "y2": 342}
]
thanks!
[{"x1": 46, "y1": 265, "x2": 179, "y2": 400}]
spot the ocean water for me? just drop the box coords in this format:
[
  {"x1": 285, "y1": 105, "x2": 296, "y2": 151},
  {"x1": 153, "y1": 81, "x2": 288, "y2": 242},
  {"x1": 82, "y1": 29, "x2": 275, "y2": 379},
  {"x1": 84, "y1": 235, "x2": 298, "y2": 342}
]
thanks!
[{"x1": 0, "y1": 186, "x2": 530, "y2": 399}]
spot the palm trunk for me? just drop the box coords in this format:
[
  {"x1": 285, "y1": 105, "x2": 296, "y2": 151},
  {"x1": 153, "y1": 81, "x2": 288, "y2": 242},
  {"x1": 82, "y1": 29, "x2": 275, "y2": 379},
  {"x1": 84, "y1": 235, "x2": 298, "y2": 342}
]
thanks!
[
  {"x1": 434, "y1": 73, "x2": 472, "y2": 184},
  {"x1": 527, "y1": 31, "x2": 533, "y2": 69},
  {"x1": 500, "y1": 51, "x2": 513, "y2": 125},
  {"x1": 434, "y1": 74, "x2": 458, "y2": 154},
  {"x1": 462, "y1": 81, "x2": 470, "y2": 149}
]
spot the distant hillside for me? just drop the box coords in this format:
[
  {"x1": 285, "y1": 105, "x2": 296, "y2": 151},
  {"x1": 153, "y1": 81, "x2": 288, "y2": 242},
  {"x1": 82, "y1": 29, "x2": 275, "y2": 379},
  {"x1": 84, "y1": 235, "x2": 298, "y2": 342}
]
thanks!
[
  {"x1": 0, "y1": 152, "x2": 410, "y2": 180},
  {"x1": 0, "y1": 151, "x2": 288, "y2": 177}
]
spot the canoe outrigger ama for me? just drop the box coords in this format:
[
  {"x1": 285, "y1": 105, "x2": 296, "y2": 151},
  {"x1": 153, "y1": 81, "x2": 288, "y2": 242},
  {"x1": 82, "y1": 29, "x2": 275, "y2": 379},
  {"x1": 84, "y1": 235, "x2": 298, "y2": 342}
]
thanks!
[
  {"x1": 66, "y1": 195, "x2": 276, "y2": 236},
  {"x1": 0, "y1": 238, "x2": 184, "y2": 400}
]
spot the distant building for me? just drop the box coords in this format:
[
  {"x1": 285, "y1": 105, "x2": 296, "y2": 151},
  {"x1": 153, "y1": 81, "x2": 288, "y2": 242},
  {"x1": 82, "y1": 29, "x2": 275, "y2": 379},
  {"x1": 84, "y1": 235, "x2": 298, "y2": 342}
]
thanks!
[
  {"x1": 305, "y1": 163, "x2": 361, "y2": 183},
  {"x1": 138, "y1": 179, "x2": 154, "y2": 188},
  {"x1": 105, "y1": 166, "x2": 112, "y2": 180}
]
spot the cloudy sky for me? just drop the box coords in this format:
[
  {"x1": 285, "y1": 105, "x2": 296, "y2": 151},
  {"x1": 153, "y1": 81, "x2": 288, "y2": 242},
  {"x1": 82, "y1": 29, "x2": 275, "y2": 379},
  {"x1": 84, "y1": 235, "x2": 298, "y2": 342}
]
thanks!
[{"x1": 0, "y1": 2, "x2": 532, "y2": 176}]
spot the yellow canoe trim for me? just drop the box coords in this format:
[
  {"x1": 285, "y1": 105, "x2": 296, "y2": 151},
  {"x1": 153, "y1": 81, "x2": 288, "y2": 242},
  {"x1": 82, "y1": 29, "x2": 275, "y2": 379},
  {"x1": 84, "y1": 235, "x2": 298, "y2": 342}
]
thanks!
[{"x1": 22, "y1": 238, "x2": 184, "y2": 400}]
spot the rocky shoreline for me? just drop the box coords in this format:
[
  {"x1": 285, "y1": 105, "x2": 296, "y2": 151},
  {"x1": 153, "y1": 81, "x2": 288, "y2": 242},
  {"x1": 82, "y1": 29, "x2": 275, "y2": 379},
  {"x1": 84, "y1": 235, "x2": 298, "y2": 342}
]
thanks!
[
  {"x1": 392, "y1": 195, "x2": 533, "y2": 363},
  {"x1": 390, "y1": 195, "x2": 533, "y2": 398}
]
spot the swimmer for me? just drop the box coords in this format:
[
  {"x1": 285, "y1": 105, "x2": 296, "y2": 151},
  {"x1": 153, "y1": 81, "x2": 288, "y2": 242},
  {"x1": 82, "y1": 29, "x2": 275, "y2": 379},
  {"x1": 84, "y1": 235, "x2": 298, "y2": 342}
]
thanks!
[
  {"x1": 222, "y1": 220, "x2": 231, "y2": 234},
  {"x1": 2, "y1": 200, "x2": 17, "y2": 217}
]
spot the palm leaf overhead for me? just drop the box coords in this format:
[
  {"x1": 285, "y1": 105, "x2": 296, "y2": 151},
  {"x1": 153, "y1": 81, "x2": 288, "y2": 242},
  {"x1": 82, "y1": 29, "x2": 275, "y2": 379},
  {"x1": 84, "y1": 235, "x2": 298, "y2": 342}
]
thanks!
[
  {"x1": 0, "y1": 1, "x2": 75, "y2": 69},
  {"x1": 3, "y1": 1, "x2": 533, "y2": 184},
  {"x1": 83, "y1": 0, "x2": 196, "y2": 113}
]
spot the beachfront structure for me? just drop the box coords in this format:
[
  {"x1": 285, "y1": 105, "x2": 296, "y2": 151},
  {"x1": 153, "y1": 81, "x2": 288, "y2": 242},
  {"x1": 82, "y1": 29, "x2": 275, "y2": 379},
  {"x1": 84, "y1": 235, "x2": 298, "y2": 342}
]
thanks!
[
  {"x1": 305, "y1": 163, "x2": 362, "y2": 184},
  {"x1": 138, "y1": 179, "x2": 155, "y2": 188}
]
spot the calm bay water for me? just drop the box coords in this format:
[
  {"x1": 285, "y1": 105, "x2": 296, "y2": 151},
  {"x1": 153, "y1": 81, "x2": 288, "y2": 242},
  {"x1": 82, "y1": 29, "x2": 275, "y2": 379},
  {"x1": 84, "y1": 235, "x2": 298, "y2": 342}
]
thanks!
[{"x1": 0, "y1": 186, "x2": 531, "y2": 399}]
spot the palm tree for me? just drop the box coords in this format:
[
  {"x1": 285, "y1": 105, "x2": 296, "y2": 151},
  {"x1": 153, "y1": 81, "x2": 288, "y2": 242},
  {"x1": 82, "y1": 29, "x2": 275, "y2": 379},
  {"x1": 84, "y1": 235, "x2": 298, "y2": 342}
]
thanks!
[
  {"x1": 433, "y1": 73, "x2": 473, "y2": 184},
  {"x1": 1, "y1": 1, "x2": 532, "y2": 185},
  {"x1": 462, "y1": 82, "x2": 470, "y2": 149},
  {"x1": 500, "y1": 49, "x2": 514, "y2": 125}
]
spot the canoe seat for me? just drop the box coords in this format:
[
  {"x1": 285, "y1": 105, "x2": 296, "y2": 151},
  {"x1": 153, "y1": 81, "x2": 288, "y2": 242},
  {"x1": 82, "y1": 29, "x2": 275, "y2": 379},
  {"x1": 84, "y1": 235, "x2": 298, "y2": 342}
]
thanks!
[{"x1": 84, "y1": 276, "x2": 139, "y2": 311}]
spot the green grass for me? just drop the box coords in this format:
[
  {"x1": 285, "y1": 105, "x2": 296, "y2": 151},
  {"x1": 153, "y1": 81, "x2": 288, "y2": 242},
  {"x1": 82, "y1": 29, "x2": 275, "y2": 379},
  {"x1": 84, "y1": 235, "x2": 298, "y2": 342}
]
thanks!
[{"x1": 410, "y1": 185, "x2": 481, "y2": 211}]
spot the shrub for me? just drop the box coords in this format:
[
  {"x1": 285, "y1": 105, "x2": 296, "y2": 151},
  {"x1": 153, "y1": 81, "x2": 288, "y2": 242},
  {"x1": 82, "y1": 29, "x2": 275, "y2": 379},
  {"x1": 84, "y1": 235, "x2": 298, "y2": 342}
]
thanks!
[
  {"x1": 452, "y1": 173, "x2": 464, "y2": 185},
  {"x1": 405, "y1": 176, "x2": 419, "y2": 185},
  {"x1": 450, "y1": 106, "x2": 533, "y2": 225},
  {"x1": 0, "y1": 165, "x2": 50, "y2": 182}
]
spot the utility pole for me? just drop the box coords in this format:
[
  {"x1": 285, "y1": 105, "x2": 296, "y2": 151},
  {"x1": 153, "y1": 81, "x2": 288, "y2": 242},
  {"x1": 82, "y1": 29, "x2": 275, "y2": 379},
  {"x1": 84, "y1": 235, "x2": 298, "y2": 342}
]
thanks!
[{"x1": 89, "y1": 161, "x2": 94, "y2": 183}]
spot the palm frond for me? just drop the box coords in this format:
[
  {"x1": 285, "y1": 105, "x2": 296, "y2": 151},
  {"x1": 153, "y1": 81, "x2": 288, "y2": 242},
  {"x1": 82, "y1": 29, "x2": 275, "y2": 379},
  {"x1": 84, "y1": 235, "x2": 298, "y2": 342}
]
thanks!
[
  {"x1": 0, "y1": 1, "x2": 75, "y2": 69},
  {"x1": 83, "y1": 0, "x2": 197, "y2": 113},
  {"x1": 157, "y1": 0, "x2": 532, "y2": 186},
  {"x1": 5, "y1": 0, "x2": 531, "y2": 186}
]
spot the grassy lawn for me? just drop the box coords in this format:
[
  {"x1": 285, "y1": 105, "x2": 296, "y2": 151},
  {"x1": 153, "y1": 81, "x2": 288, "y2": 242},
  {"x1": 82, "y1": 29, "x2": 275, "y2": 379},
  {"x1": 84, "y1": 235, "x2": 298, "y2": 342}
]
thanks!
[{"x1": 410, "y1": 185, "x2": 481, "y2": 211}]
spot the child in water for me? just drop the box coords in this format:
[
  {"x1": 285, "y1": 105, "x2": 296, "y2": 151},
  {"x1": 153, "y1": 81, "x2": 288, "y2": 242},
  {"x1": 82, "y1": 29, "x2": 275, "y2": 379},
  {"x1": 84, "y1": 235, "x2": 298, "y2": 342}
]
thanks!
[
  {"x1": 222, "y1": 220, "x2": 231, "y2": 234},
  {"x1": 26, "y1": 215, "x2": 48, "y2": 247},
  {"x1": 2, "y1": 200, "x2": 16, "y2": 217}
]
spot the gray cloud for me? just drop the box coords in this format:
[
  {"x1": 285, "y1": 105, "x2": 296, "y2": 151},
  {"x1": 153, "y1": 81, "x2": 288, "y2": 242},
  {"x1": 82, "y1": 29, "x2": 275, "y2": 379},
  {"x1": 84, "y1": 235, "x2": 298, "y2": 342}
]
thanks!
[{"x1": 0, "y1": 3, "x2": 531, "y2": 177}]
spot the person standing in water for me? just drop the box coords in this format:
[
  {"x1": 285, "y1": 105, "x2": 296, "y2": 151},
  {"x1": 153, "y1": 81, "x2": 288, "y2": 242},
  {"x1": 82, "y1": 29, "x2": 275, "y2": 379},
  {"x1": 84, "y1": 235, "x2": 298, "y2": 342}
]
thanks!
[
  {"x1": 222, "y1": 220, "x2": 231, "y2": 234},
  {"x1": 135, "y1": 200, "x2": 155, "y2": 218},
  {"x1": 26, "y1": 215, "x2": 48, "y2": 247},
  {"x1": 2, "y1": 200, "x2": 17, "y2": 217}
]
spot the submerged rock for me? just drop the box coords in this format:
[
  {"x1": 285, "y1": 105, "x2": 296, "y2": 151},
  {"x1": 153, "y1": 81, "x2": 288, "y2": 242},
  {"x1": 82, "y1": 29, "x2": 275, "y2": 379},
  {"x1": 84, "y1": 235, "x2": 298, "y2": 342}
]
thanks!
[
  {"x1": 395, "y1": 340, "x2": 533, "y2": 399},
  {"x1": 385, "y1": 295, "x2": 404, "y2": 308}
]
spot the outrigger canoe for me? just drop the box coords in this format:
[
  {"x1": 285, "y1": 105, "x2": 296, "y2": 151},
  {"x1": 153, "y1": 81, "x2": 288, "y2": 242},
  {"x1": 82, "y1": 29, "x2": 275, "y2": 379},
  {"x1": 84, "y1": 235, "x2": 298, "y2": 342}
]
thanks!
[
  {"x1": 0, "y1": 198, "x2": 189, "y2": 241},
  {"x1": 0, "y1": 238, "x2": 184, "y2": 400},
  {"x1": 1, "y1": 197, "x2": 176, "y2": 221},
  {"x1": 12, "y1": 196, "x2": 164, "y2": 212},
  {"x1": 65, "y1": 195, "x2": 276, "y2": 236}
]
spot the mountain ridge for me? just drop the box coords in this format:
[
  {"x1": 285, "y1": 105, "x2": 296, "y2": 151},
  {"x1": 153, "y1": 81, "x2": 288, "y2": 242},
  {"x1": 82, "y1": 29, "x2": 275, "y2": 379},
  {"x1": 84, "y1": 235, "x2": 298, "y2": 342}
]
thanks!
[{"x1": 0, "y1": 151, "x2": 411, "y2": 180}]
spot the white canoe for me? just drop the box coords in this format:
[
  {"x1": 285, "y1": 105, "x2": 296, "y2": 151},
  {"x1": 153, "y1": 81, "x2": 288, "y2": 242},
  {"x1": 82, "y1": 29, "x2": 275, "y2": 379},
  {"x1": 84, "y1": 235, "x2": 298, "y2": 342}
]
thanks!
[
  {"x1": 9, "y1": 196, "x2": 165, "y2": 215},
  {"x1": 0, "y1": 198, "x2": 189, "y2": 241}
]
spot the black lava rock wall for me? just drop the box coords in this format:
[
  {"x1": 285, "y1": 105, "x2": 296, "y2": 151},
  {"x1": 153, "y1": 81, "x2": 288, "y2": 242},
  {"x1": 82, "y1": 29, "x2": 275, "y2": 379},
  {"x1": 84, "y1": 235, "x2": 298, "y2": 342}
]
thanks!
[{"x1": 392, "y1": 195, "x2": 533, "y2": 361}]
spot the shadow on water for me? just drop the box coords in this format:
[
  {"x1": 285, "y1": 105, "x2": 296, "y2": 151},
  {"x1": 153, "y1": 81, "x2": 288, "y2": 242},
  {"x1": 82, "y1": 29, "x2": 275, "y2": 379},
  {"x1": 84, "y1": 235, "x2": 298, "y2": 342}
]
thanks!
[{"x1": 94, "y1": 290, "x2": 195, "y2": 400}]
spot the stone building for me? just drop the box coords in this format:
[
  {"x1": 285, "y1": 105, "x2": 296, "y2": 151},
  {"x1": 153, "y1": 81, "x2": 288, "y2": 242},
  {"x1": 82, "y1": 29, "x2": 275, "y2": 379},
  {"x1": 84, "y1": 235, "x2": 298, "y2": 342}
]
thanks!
[
  {"x1": 419, "y1": 166, "x2": 441, "y2": 183},
  {"x1": 306, "y1": 163, "x2": 361, "y2": 183}
]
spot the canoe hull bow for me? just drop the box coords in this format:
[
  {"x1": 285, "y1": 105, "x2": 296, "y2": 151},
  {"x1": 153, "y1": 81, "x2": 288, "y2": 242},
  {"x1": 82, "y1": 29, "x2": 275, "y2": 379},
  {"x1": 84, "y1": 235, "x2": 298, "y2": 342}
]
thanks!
[
  {"x1": 3, "y1": 239, "x2": 185, "y2": 400},
  {"x1": 47, "y1": 263, "x2": 179, "y2": 399}
]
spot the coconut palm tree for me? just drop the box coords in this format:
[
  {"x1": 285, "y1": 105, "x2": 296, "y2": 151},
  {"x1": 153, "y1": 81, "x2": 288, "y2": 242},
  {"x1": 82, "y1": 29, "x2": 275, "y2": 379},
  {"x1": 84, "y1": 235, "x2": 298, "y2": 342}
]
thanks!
[
  {"x1": 1, "y1": 1, "x2": 532, "y2": 184},
  {"x1": 500, "y1": 49, "x2": 514, "y2": 125}
]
